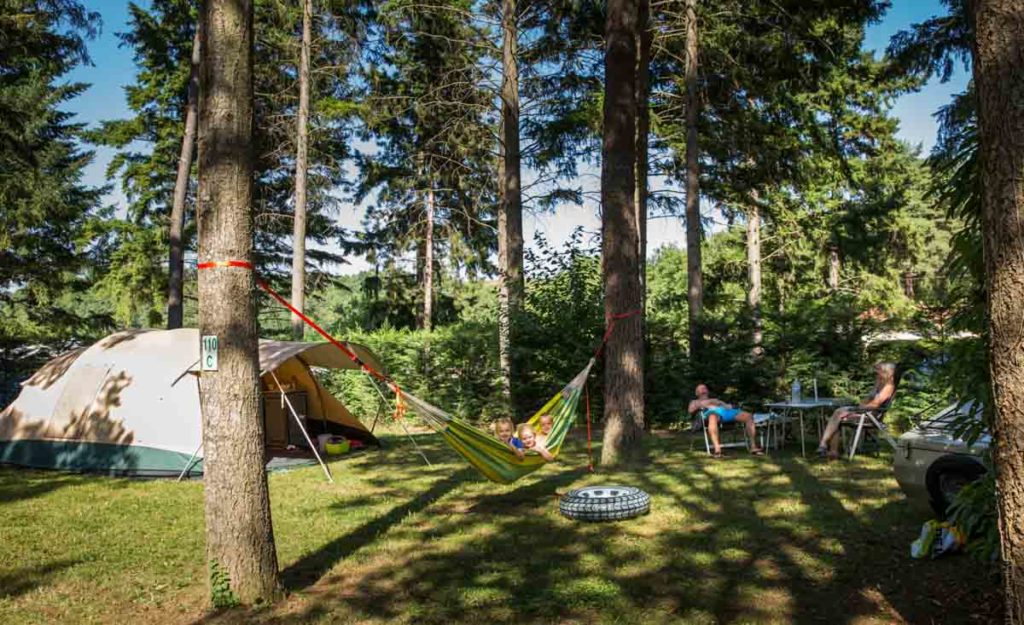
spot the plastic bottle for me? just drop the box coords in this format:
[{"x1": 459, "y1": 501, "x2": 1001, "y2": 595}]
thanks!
[{"x1": 791, "y1": 379, "x2": 802, "y2": 403}]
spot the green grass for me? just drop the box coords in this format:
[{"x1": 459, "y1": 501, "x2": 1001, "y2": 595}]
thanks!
[{"x1": 0, "y1": 431, "x2": 1000, "y2": 624}]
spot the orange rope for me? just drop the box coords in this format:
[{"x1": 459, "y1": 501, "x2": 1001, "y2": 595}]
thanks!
[{"x1": 585, "y1": 381, "x2": 593, "y2": 472}]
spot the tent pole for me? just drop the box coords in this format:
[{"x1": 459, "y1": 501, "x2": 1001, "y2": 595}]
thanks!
[
  {"x1": 177, "y1": 441, "x2": 203, "y2": 481},
  {"x1": 398, "y1": 415, "x2": 432, "y2": 467},
  {"x1": 270, "y1": 370, "x2": 334, "y2": 483}
]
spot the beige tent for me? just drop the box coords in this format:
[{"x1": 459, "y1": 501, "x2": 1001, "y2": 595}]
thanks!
[{"x1": 0, "y1": 329, "x2": 382, "y2": 476}]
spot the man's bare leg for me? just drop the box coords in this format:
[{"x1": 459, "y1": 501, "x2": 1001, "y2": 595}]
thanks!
[
  {"x1": 708, "y1": 414, "x2": 721, "y2": 454},
  {"x1": 737, "y1": 412, "x2": 763, "y2": 452}
]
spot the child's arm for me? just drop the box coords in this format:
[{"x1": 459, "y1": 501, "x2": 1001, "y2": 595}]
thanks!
[
  {"x1": 535, "y1": 444, "x2": 554, "y2": 461},
  {"x1": 508, "y1": 439, "x2": 525, "y2": 459}
]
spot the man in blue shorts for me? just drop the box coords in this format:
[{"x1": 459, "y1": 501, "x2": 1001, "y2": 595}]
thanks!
[{"x1": 687, "y1": 384, "x2": 764, "y2": 457}]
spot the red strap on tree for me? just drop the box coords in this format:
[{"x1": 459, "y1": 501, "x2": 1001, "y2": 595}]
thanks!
[
  {"x1": 593, "y1": 308, "x2": 643, "y2": 360},
  {"x1": 197, "y1": 259, "x2": 406, "y2": 417}
]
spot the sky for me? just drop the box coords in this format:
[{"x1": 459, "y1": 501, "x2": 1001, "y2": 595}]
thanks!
[{"x1": 67, "y1": 0, "x2": 969, "y2": 275}]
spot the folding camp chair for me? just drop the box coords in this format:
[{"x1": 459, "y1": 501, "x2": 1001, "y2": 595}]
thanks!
[
  {"x1": 839, "y1": 406, "x2": 898, "y2": 460},
  {"x1": 698, "y1": 408, "x2": 751, "y2": 455}
]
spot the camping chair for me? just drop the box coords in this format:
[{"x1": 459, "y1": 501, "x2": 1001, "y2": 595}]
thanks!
[
  {"x1": 698, "y1": 408, "x2": 751, "y2": 455},
  {"x1": 839, "y1": 404, "x2": 899, "y2": 460}
]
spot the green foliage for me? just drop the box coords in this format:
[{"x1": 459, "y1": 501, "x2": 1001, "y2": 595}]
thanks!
[
  {"x1": 948, "y1": 470, "x2": 1000, "y2": 563},
  {"x1": 208, "y1": 560, "x2": 240, "y2": 609}
]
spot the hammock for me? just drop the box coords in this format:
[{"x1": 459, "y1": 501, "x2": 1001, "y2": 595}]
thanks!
[
  {"x1": 400, "y1": 359, "x2": 595, "y2": 484},
  {"x1": 197, "y1": 260, "x2": 623, "y2": 484}
]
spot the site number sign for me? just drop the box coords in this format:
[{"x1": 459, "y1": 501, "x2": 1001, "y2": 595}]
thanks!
[{"x1": 201, "y1": 335, "x2": 219, "y2": 371}]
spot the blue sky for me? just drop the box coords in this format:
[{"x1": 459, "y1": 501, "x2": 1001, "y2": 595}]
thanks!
[{"x1": 68, "y1": 0, "x2": 969, "y2": 275}]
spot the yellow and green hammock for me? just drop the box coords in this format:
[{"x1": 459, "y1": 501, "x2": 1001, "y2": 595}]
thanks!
[
  {"x1": 251, "y1": 273, "x2": 601, "y2": 485},
  {"x1": 398, "y1": 359, "x2": 595, "y2": 484}
]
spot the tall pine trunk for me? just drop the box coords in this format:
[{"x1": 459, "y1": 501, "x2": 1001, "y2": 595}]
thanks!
[
  {"x1": 290, "y1": 0, "x2": 312, "y2": 340},
  {"x1": 971, "y1": 0, "x2": 1024, "y2": 618},
  {"x1": 423, "y1": 183, "x2": 435, "y2": 332},
  {"x1": 683, "y1": 0, "x2": 703, "y2": 358},
  {"x1": 601, "y1": 0, "x2": 645, "y2": 465},
  {"x1": 168, "y1": 26, "x2": 201, "y2": 329},
  {"x1": 498, "y1": 0, "x2": 523, "y2": 408},
  {"x1": 196, "y1": 0, "x2": 279, "y2": 605},
  {"x1": 746, "y1": 198, "x2": 762, "y2": 357},
  {"x1": 827, "y1": 244, "x2": 840, "y2": 291}
]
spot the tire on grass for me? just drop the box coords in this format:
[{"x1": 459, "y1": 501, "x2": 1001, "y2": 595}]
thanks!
[{"x1": 559, "y1": 485, "x2": 651, "y2": 522}]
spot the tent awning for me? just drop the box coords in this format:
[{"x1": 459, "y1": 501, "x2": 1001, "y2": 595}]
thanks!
[{"x1": 257, "y1": 340, "x2": 385, "y2": 376}]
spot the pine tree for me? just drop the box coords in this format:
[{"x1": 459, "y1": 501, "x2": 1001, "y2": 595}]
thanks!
[
  {"x1": 601, "y1": 0, "x2": 645, "y2": 464},
  {"x1": 0, "y1": 0, "x2": 106, "y2": 343},
  {"x1": 196, "y1": 0, "x2": 280, "y2": 605},
  {"x1": 970, "y1": 0, "x2": 1024, "y2": 616}
]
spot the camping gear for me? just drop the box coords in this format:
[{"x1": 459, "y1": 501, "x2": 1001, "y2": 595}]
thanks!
[
  {"x1": 403, "y1": 359, "x2": 594, "y2": 484},
  {"x1": 911, "y1": 520, "x2": 965, "y2": 559},
  {"x1": 0, "y1": 329, "x2": 381, "y2": 477},
  {"x1": 197, "y1": 258, "x2": 640, "y2": 484},
  {"x1": 324, "y1": 437, "x2": 350, "y2": 455},
  {"x1": 560, "y1": 485, "x2": 651, "y2": 522}
]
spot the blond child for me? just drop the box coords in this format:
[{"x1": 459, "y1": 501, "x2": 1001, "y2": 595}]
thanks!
[
  {"x1": 494, "y1": 417, "x2": 525, "y2": 459},
  {"x1": 535, "y1": 414, "x2": 554, "y2": 446},
  {"x1": 517, "y1": 423, "x2": 554, "y2": 461}
]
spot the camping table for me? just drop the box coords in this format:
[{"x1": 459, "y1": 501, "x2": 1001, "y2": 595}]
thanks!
[{"x1": 764, "y1": 398, "x2": 853, "y2": 457}]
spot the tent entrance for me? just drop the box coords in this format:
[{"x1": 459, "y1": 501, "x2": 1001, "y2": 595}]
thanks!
[{"x1": 261, "y1": 391, "x2": 309, "y2": 449}]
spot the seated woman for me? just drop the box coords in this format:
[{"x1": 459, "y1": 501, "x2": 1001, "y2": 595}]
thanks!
[{"x1": 817, "y1": 362, "x2": 897, "y2": 459}]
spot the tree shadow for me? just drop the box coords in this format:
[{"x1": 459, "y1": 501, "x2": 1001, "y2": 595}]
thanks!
[
  {"x1": 279, "y1": 467, "x2": 477, "y2": 591},
  {"x1": 196, "y1": 436, "x2": 1001, "y2": 624},
  {"x1": 0, "y1": 559, "x2": 80, "y2": 600}
]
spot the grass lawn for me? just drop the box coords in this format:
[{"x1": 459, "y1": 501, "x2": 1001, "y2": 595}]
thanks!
[{"x1": 0, "y1": 430, "x2": 1001, "y2": 624}]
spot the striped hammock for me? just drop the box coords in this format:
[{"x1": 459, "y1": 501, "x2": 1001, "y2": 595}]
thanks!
[{"x1": 400, "y1": 359, "x2": 595, "y2": 484}]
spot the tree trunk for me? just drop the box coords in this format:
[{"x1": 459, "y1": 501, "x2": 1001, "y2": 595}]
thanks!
[
  {"x1": 635, "y1": 0, "x2": 650, "y2": 302},
  {"x1": 746, "y1": 198, "x2": 762, "y2": 358},
  {"x1": 601, "y1": 0, "x2": 644, "y2": 466},
  {"x1": 683, "y1": 0, "x2": 703, "y2": 358},
  {"x1": 168, "y1": 26, "x2": 201, "y2": 329},
  {"x1": 828, "y1": 245, "x2": 840, "y2": 291},
  {"x1": 290, "y1": 0, "x2": 312, "y2": 340},
  {"x1": 971, "y1": 0, "x2": 1024, "y2": 619},
  {"x1": 423, "y1": 183, "x2": 435, "y2": 332},
  {"x1": 498, "y1": 0, "x2": 524, "y2": 409},
  {"x1": 196, "y1": 0, "x2": 279, "y2": 606}
]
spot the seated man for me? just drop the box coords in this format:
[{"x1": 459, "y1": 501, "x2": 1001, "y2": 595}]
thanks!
[{"x1": 687, "y1": 383, "x2": 764, "y2": 457}]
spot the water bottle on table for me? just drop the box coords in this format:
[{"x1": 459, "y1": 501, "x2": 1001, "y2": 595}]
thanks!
[{"x1": 791, "y1": 379, "x2": 802, "y2": 403}]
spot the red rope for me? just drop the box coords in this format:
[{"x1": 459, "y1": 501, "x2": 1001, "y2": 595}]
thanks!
[
  {"x1": 592, "y1": 308, "x2": 643, "y2": 360},
  {"x1": 197, "y1": 259, "x2": 406, "y2": 418}
]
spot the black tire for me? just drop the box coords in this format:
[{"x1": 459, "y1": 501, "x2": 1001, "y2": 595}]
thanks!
[
  {"x1": 559, "y1": 485, "x2": 651, "y2": 522},
  {"x1": 926, "y1": 456, "x2": 986, "y2": 518}
]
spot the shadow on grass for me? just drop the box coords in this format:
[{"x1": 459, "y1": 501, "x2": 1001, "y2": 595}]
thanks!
[
  {"x1": 280, "y1": 467, "x2": 478, "y2": 590},
  {"x1": 0, "y1": 469, "x2": 88, "y2": 505},
  {"x1": 0, "y1": 559, "x2": 80, "y2": 600},
  {"x1": 200, "y1": 433, "x2": 1002, "y2": 624}
]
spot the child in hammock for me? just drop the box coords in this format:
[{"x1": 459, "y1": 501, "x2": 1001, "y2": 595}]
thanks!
[
  {"x1": 494, "y1": 417, "x2": 525, "y2": 459},
  {"x1": 535, "y1": 413, "x2": 554, "y2": 446},
  {"x1": 517, "y1": 423, "x2": 554, "y2": 461}
]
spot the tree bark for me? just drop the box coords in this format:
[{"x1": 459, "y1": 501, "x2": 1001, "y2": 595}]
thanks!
[
  {"x1": 290, "y1": 0, "x2": 312, "y2": 340},
  {"x1": 168, "y1": 26, "x2": 201, "y2": 329},
  {"x1": 828, "y1": 245, "x2": 840, "y2": 291},
  {"x1": 423, "y1": 183, "x2": 435, "y2": 332},
  {"x1": 746, "y1": 198, "x2": 762, "y2": 358},
  {"x1": 601, "y1": 0, "x2": 644, "y2": 465},
  {"x1": 635, "y1": 0, "x2": 650, "y2": 301},
  {"x1": 971, "y1": 0, "x2": 1024, "y2": 620},
  {"x1": 683, "y1": 0, "x2": 703, "y2": 358},
  {"x1": 196, "y1": 0, "x2": 279, "y2": 606},
  {"x1": 498, "y1": 0, "x2": 524, "y2": 409}
]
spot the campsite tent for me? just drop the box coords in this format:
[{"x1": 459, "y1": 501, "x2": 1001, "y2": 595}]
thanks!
[{"x1": 0, "y1": 329, "x2": 382, "y2": 476}]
